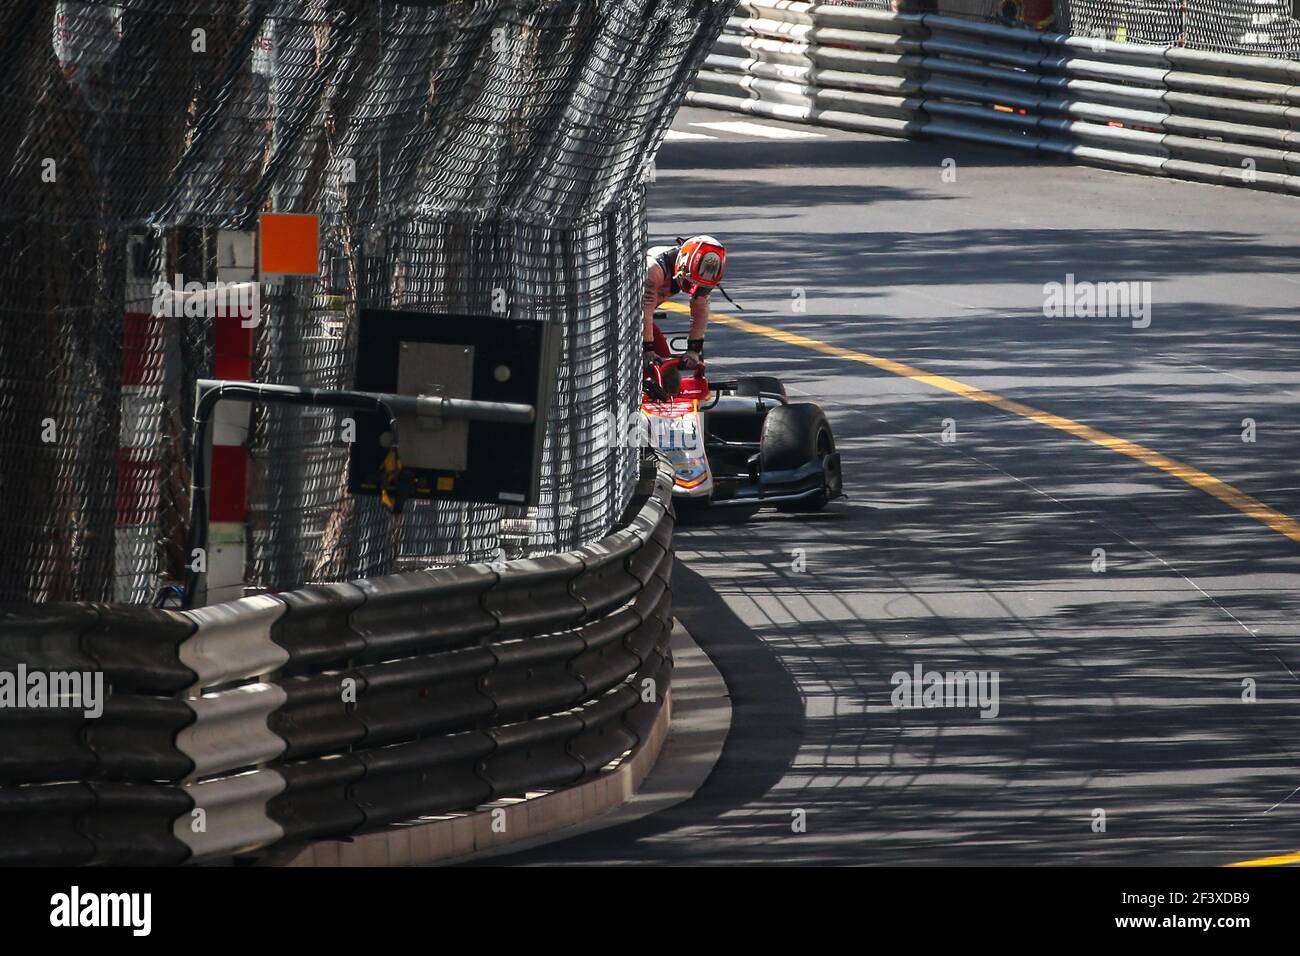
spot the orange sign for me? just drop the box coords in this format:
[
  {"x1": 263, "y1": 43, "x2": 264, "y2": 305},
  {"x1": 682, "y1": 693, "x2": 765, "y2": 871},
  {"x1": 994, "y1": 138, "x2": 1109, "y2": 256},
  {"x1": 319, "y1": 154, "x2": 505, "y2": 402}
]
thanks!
[{"x1": 259, "y1": 212, "x2": 319, "y2": 276}]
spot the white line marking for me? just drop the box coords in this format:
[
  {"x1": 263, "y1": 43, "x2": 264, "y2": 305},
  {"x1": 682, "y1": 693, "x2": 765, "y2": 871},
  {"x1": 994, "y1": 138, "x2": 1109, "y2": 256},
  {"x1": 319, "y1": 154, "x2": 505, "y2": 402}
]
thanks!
[
  {"x1": 690, "y1": 120, "x2": 826, "y2": 140},
  {"x1": 665, "y1": 129, "x2": 716, "y2": 141}
]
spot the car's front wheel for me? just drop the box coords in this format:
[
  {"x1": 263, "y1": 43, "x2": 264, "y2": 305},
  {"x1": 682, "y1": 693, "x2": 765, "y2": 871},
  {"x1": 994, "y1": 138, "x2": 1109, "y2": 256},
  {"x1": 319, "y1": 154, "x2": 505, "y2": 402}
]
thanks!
[{"x1": 761, "y1": 403, "x2": 838, "y2": 513}]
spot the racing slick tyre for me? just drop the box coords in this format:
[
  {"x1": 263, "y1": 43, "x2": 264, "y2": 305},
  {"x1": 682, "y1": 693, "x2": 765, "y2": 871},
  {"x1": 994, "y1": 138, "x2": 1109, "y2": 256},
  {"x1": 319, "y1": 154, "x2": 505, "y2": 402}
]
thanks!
[
  {"x1": 735, "y1": 376, "x2": 787, "y2": 400},
  {"x1": 761, "y1": 403, "x2": 839, "y2": 513}
]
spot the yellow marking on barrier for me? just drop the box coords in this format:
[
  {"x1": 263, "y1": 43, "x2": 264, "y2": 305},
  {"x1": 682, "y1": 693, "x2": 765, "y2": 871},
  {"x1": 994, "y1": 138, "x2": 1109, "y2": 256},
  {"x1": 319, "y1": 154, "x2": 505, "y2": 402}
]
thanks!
[
  {"x1": 1226, "y1": 851, "x2": 1300, "y2": 867},
  {"x1": 660, "y1": 300, "x2": 1300, "y2": 544}
]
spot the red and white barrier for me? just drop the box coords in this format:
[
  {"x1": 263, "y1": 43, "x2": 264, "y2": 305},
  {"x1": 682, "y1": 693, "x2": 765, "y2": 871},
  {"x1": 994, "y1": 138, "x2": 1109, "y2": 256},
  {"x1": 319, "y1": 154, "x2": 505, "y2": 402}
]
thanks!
[{"x1": 206, "y1": 230, "x2": 258, "y2": 604}]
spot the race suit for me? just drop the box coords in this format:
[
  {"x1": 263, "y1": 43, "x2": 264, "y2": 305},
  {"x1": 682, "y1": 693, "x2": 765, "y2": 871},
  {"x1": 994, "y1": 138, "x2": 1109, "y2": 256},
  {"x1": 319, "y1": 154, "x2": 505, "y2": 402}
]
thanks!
[{"x1": 643, "y1": 244, "x2": 711, "y2": 357}]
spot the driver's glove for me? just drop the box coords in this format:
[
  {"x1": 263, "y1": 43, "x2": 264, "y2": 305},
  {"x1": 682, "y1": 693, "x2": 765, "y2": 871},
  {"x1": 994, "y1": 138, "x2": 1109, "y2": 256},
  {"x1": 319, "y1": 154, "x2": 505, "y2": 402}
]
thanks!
[
  {"x1": 679, "y1": 337, "x2": 705, "y2": 371},
  {"x1": 643, "y1": 340, "x2": 661, "y2": 373}
]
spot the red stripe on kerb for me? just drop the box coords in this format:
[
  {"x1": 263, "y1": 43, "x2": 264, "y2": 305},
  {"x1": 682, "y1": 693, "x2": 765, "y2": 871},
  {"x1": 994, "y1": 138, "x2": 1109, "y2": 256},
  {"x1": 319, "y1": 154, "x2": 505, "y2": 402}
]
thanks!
[
  {"x1": 122, "y1": 311, "x2": 163, "y2": 386},
  {"x1": 214, "y1": 313, "x2": 253, "y2": 380},
  {"x1": 115, "y1": 449, "x2": 158, "y2": 524},
  {"x1": 209, "y1": 444, "x2": 249, "y2": 523}
]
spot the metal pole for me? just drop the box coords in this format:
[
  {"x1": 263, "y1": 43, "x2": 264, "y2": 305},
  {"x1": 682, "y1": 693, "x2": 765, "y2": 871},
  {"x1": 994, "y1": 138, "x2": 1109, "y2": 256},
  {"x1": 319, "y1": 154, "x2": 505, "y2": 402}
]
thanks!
[{"x1": 176, "y1": 378, "x2": 535, "y2": 608}]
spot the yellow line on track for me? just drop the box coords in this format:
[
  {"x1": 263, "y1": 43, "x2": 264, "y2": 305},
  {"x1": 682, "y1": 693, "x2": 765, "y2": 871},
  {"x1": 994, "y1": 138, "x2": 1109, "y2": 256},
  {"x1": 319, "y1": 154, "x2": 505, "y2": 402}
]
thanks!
[
  {"x1": 1226, "y1": 851, "x2": 1300, "y2": 867},
  {"x1": 660, "y1": 301, "x2": 1300, "y2": 545}
]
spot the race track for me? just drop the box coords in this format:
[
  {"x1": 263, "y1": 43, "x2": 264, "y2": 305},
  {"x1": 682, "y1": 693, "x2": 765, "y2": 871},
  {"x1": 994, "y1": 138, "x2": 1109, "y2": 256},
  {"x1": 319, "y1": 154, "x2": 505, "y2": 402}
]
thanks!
[{"x1": 496, "y1": 106, "x2": 1300, "y2": 866}]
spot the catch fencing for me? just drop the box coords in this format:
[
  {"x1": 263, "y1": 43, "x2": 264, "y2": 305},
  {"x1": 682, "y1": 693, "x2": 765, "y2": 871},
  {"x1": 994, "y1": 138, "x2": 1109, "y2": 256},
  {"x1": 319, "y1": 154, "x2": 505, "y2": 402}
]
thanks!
[
  {"x1": 0, "y1": 0, "x2": 731, "y2": 606},
  {"x1": 821, "y1": 1, "x2": 1300, "y2": 57},
  {"x1": 690, "y1": 2, "x2": 1300, "y2": 193},
  {"x1": 0, "y1": 454, "x2": 674, "y2": 865},
  {"x1": 1058, "y1": 1, "x2": 1300, "y2": 60}
]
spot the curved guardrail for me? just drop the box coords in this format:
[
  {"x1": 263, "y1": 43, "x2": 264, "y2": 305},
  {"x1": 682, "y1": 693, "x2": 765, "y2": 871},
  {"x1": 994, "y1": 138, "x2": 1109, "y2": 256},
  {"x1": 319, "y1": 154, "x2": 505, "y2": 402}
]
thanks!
[
  {"x1": 0, "y1": 456, "x2": 675, "y2": 865},
  {"x1": 689, "y1": 1, "x2": 1300, "y2": 194}
]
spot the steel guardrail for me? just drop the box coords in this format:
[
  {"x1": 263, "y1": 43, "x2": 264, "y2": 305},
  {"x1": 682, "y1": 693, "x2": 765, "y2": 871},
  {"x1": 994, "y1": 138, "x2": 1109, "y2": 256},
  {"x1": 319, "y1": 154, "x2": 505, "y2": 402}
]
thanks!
[
  {"x1": 0, "y1": 455, "x2": 676, "y2": 865},
  {"x1": 688, "y1": 1, "x2": 1300, "y2": 193}
]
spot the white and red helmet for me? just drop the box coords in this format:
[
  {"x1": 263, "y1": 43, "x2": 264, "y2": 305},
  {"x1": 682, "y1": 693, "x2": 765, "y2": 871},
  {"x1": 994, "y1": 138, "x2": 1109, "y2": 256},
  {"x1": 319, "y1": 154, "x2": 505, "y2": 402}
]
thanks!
[{"x1": 674, "y1": 236, "x2": 726, "y2": 295}]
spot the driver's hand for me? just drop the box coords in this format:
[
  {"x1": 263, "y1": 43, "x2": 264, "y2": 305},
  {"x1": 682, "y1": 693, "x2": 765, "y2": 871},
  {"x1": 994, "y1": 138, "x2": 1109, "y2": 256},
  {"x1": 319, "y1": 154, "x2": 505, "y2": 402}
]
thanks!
[
  {"x1": 679, "y1": 350, "x2": 704, "y2": 371},
  {"x1": 643, "y1": 342, "x2": 661, "y2": 372}
]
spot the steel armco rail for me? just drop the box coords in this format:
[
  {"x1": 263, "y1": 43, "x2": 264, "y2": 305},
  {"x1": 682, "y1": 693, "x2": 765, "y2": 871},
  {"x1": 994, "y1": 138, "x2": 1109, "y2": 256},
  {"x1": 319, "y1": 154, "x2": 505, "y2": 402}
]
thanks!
[
  {"x1": 689, "y1": 1, "x2": 1300, "y2": 193},
  {"x1": 0, "y1": 456, "x2": 675, "y2": 865}
]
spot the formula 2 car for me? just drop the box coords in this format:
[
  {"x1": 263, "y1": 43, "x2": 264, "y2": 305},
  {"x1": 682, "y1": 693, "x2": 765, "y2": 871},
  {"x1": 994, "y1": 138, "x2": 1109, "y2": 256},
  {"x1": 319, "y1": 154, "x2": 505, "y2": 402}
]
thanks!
[{"x1": 641, "y1": 331, "x2": 844, "y2": 520}]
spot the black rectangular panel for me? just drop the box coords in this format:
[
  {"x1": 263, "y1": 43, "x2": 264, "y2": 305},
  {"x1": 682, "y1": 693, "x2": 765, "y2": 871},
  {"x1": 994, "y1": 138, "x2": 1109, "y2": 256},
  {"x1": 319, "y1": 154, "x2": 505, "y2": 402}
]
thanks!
[{"x1": 348, "y1": 309, "x2": 552, "y2": 506}]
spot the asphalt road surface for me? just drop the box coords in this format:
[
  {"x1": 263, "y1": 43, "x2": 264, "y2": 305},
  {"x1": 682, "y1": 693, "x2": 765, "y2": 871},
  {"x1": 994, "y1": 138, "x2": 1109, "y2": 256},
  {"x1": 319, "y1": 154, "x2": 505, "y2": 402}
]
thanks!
[{"x1": 498, "y1": 106, "x2": 1300, "y2": 866}]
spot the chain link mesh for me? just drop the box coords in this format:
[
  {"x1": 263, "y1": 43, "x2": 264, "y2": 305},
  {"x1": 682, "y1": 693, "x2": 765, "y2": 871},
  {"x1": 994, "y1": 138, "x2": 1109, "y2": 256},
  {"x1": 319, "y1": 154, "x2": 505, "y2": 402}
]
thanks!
[
  {"x1": 828, "y1": 0, "x2": 1300, "y2": 57},
  {"x1": 0, "y1": 0, "x2": 731, "y2": 604},
  {"x1": 1057, "y1": 1, "x2": 1299, "y2": 57}
]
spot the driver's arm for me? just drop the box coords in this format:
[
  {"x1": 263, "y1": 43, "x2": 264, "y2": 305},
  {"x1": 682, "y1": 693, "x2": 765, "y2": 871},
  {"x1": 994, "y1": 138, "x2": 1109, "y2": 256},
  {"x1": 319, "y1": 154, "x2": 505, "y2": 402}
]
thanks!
[
  {"x1": 687, "y1": 291, "x2": 710, "y2": 353},
  {"x1": 643, "y1": 263, "x2": 665, "y2": 344}
]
